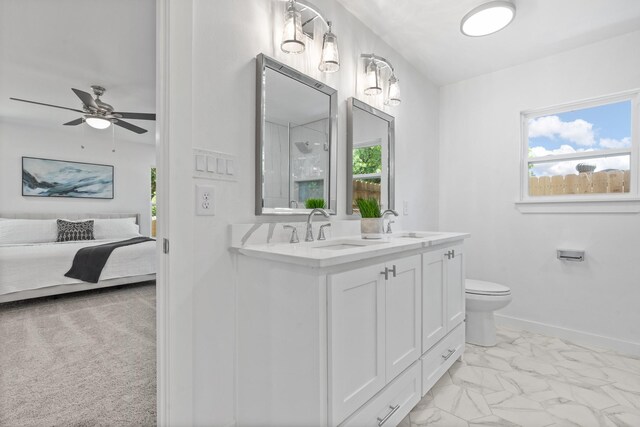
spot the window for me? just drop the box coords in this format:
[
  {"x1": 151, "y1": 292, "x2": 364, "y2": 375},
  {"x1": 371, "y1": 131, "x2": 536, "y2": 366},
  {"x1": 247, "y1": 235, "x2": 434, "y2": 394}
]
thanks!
[{"x1": 521, "y1": 92, "x2": 638, "y2": 204}]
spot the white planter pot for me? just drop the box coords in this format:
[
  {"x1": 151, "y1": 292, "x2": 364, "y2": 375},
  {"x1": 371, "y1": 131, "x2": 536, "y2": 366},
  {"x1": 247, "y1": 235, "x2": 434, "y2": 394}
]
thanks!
[{"x1": 361, "y1": 218, "x2": 384, "y2": 239}]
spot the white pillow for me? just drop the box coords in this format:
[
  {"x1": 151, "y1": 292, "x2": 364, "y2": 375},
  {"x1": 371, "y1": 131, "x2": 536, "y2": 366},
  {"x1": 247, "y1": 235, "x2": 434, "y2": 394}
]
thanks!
[
  {"x1": 0, "y1": 219, "x2": 58, "y2": 244},
  {"x1": 93, "y1": 217, "x2": 141, "y2": 240}
]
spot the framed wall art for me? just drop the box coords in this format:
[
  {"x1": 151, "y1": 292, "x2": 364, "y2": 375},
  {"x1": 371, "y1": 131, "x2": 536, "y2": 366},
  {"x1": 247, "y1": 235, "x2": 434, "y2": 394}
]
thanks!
[{"x1": 22, "y1": 157, "x2": 114, "y2": 199}]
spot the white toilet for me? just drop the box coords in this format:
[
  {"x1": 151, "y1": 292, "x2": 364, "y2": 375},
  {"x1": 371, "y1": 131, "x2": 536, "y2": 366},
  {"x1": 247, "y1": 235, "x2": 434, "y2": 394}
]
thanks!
[{"x1": 465, "y1": 279, "x2": 512, "y2": 346}]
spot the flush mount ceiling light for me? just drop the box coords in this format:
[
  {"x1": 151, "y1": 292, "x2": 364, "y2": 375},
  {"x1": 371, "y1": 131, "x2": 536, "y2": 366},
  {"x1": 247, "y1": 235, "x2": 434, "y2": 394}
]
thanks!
[
  {"x1": 461, "y1": 0, "x2": 515, "y2": 37},
  {"x1": 361, "y1": 54, "x2": 401, "y2": 106},
  {"x1": 280, "y1": 0, "x2": 340, "y2": 73},
  {"x1": 85, "y1": 115, "x2": 112, "y2": 130}
]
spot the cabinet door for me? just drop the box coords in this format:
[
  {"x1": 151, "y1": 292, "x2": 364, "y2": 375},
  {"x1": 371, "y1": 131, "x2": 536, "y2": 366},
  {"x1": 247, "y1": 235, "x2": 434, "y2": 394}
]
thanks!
[
  {"x1": 446, "y1": 245, "x2": 465, "y2": 331},
  {"x1": 328, "y1": 263, "x2": 386, "y2": 426},
  {"x1": 422, "y1": 250, "x2": 447, "y2": 353},
  {"x1": 385, "y1": 255, "x2": 422, "y2": 380}
]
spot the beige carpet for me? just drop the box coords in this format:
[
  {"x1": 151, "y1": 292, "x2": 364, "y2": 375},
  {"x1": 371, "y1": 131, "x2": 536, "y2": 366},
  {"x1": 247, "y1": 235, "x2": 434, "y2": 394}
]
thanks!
[{"x1": 0, "y1": 282, "x2": 156, "y2": 427}]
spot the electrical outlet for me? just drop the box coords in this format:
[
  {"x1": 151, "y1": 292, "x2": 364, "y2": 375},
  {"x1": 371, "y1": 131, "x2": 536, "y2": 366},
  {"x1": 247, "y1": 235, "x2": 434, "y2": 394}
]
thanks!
[
  {"x1": 403, "y1": 200, "x2": 409, "y2": 215},
  {"x1": 196, "y1": 184, "x2": 215, "y2": 216}
]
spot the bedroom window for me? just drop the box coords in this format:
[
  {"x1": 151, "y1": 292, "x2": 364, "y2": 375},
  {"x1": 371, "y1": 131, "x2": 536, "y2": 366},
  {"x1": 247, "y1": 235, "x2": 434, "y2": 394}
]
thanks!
[
  {"x1": 151, "y1": 167, "x2": 157, "y2": 237},
  {"x1": 520, "y1": 91, "x2": 639, "y2": 205}
]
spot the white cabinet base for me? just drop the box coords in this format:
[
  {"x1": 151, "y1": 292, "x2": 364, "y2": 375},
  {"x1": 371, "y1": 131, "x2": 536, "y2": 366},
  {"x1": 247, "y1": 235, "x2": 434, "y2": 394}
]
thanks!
[
  {"x1": 340, "y1": 362, "x2": 421, "y2": 427},
  {"x1": 421, "y1": 323, "x2": 465, "y2": 396}
]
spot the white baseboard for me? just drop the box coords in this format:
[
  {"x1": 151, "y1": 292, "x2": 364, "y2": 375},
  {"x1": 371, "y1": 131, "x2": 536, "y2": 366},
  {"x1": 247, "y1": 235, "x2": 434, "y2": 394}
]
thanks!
[{"x1": 495, "y1": 314, "x2": 640, "y2": 357}]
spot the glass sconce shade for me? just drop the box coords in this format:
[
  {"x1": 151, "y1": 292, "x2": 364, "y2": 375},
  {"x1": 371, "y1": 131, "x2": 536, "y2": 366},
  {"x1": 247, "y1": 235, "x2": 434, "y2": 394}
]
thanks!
[
  {"x1": 281, "y1": 1, "x2": 305, "y2": 54},
  {"x1": 319, "y1": 25, "x2": 340, "y2": 73},
  {"x1": 386, "y1": 74, "x2": 401, "y2": 106},
  {"x1": 364, "y1": 60, "x2": 382, "y2": 95}
]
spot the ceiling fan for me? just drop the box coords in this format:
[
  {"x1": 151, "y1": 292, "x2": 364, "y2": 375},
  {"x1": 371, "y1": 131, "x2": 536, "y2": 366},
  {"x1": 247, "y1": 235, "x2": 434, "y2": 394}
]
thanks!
[{"x1": 10, "y1": 85, "x2": 155, "y2": 134}]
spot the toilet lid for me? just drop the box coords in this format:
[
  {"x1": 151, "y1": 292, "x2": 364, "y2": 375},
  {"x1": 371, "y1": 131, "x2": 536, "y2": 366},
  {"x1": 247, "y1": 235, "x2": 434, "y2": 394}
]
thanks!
[{"x1": 466, "y1": 279, "x2": 511, "y2": 295}]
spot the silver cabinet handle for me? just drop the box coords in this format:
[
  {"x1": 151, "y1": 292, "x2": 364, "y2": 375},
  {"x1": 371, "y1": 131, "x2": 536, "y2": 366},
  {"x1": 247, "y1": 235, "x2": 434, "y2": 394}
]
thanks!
[
  {"x1": 377, "y1": 404, "x2": 400, "y2": 426},
  {"x1": 442, "y1": 348, "x2": 455, "y2": 361},
  {"x1": 451, "y1": 249, "x2": 455, "y2": 258},
  {"x1": 390, "y1": 265, "x2": 397, "y2": 278},
  {"x1": 380, "y1": 267, "x2": 389, "y2": 280}
]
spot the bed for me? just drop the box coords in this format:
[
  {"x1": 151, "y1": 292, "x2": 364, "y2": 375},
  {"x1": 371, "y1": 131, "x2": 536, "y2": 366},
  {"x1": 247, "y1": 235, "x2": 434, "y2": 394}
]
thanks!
[{"x1": 0, "y1": 213, "x2": 156, "y2": 303}]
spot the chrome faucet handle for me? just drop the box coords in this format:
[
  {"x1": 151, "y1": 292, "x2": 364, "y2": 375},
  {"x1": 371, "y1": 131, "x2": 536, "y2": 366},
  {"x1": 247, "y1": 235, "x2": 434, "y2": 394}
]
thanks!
[
  {"x1": 318, "y1": 223, "x2": 331, "y2": 240},
  {"x1": 386, "y1": 220, "x2": 395, "y2": 234},
  {"x1": 283, "y1": 225, "x2": 299, "y2": 243}
]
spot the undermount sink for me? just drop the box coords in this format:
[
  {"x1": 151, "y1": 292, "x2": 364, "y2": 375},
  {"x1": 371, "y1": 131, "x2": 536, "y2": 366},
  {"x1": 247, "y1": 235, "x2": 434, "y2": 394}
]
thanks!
[
  {"x1": 392, "y1": 232, "x2": 443, "y2": 239},
  {"x1": 312, "y1": 239, "x2": 388, "y2": 251}
]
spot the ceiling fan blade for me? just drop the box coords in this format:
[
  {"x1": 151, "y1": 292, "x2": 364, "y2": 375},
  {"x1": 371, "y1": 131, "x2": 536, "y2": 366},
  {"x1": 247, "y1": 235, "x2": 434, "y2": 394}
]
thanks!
[
  {"x1": 71, "y1": 88, "x2": 98, "y2": 109},
  {"x1": 114, "y1": 119, "x2": 148, "y2": 134},
  {"x1": 63, "y1": 117, "x2": 84, "y2": 126},
  {"x1": 9, "y1": 97, "x2": 85, "y2": 113},
  {"x1": 113, "y1": 112, "x2": 156, "y2": 121}
]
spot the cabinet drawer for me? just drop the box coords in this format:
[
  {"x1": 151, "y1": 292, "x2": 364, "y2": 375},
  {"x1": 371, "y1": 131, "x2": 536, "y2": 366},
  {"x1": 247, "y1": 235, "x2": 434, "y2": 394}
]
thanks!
[
  {"x1": 421, "y1": 323, "x2": 465, "y2": 396},
  {"x1": 340, "y1": 362, "x2": 421, "y2": 427}
]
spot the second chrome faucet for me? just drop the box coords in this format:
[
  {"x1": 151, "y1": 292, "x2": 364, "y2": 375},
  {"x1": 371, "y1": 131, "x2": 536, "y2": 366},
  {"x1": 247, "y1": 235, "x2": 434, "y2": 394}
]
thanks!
[{"x1": 306, "y1": 208, "x2": 330, "y2": 242}]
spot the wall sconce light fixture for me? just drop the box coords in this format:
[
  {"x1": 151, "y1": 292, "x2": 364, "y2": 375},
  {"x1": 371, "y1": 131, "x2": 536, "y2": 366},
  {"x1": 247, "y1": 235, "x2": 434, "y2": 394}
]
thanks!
[
  {"x1": 361, "y1": 54, "x2": 401, "y2": 106},
  {"x1": 279, "y1": 0, "x2": 340, "y2": 73}
]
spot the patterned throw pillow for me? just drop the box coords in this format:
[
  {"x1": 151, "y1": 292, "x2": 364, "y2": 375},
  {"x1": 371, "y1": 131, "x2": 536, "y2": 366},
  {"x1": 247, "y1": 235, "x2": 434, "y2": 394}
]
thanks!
[{"x1": 56, "y1": 219, "x2": 95, "y2": 242}]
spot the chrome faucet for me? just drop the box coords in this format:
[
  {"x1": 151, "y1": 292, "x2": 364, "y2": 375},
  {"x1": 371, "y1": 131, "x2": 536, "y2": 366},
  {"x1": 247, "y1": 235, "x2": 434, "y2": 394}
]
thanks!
[
  {"x1": 305, "y1": 208, "x2": 329, "y2": 242},
  {"x1": 382, "y1": 209, "x2": 399, "y2": 234}
]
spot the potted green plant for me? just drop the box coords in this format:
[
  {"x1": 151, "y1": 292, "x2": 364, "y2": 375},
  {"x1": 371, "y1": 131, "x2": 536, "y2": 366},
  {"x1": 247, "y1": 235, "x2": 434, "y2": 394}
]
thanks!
[
  {"x1": 304, "y1": 198, "x2": 326, "y2": 209},
  {"x1": 356, "y1": 198, "x2": 384, "y2": 239}
]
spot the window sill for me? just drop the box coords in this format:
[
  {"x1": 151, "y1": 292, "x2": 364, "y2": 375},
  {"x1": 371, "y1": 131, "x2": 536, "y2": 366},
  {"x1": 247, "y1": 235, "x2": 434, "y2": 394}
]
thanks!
[{"x1": 515, "y1": 198, "x2": 640, "y2": 214}]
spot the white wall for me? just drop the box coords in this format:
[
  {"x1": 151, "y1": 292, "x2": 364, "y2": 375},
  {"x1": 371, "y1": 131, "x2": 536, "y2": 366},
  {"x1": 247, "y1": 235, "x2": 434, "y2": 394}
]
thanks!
[
  {"x1": 163, "y1": 0, "x2": 440, "y2": 425},
  {"x1": 439, "y1": 30, "x2": 640, "y2": 352},
  {"x1": 0, "y1": 121, "x2": 156, "y2": 235}
]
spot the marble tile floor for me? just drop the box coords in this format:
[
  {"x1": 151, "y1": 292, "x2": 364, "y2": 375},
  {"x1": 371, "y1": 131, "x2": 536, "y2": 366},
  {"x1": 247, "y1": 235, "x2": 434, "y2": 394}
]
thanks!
[{"x1": 399, "y1": 328, "x2": 640, "y2": 427}]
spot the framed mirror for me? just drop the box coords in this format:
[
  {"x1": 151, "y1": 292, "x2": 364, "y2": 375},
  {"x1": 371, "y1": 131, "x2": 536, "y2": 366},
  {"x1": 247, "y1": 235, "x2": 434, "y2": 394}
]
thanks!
[
  {"x1": 346, "y1": 97, "x2": 395, "y2": 214},
  {"x1": 255, "y1": 54, "x2": 338, "y2": 215}
]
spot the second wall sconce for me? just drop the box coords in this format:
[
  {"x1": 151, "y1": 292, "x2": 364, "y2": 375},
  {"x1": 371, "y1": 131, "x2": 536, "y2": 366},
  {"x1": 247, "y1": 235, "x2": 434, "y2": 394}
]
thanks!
[
  {"x1": 361, "y1": 54, "x2": 401, "y2": 106},
  {"x1": 280, "y1": 0, "x2": 340, "y2": 73}
]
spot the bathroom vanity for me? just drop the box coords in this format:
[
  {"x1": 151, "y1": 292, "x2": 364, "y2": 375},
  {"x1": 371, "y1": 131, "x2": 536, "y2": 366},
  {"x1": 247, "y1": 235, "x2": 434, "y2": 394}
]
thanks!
[{"x1": 234, "y1": 231, "x2": 469, "y2": 426}]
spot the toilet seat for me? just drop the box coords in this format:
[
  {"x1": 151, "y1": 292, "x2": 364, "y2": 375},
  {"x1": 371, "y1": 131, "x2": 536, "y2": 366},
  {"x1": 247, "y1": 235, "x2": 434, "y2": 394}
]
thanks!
[{"x1": 465, "y1": 279, "x2": 511, "y2": 296}]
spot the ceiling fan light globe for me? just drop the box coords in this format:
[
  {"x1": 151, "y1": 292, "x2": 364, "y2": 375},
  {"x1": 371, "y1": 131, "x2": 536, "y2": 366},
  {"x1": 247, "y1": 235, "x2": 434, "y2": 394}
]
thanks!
[{"x1": 85, "y1": 116, "x2": 112, "y2": 130}]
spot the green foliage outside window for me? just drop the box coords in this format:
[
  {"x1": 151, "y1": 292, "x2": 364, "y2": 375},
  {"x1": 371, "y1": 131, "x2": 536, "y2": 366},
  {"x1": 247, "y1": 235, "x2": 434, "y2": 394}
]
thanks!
[
  {"x1": 353, "y1": 146, "x2": 382, "y2": 175},
  {"x1": 151, "y1": 168, "x2": 157, "y2": 217}
]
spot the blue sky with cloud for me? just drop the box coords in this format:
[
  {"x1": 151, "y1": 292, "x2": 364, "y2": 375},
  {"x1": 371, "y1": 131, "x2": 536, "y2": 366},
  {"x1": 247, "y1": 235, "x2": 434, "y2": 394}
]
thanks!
[{"x1": 528, "y1": 100, "x2": 632, "y2": 176}]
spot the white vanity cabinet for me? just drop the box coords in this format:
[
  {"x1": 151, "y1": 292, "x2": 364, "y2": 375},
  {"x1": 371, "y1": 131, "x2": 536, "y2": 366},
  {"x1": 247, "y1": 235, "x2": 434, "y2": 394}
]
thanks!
[
  {"x1": 420, "y1": 243, "x2": 465, "y2": 395},
  {"x1": 235, "y1": 236, "x2": 467, "y2": 427},
  {"x1": 328, "y1": 255, "x2": 421, "y2": 425}
]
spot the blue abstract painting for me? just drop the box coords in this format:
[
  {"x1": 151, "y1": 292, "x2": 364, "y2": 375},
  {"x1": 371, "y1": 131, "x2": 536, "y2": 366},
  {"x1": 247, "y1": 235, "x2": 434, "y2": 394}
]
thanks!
[{"x1": 22, "y1": 157, "x2": 114, "y2": 199}]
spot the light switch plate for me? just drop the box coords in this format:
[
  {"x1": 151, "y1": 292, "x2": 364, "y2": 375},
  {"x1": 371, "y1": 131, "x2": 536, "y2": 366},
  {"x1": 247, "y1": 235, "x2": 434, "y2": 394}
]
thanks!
[
  {"x1": 207, "y1": 156, "x2": 217, "y2": 173},
  {"x1": 195, "y1": 155, "x2": 206, "y2": 172},
  {"x1": 196, "y1": 184, "x2": 215, "y2": 216},
  {"x1": 193, "y1": 148, "x2": 237, "y2": 182},
  {"x1": 216, "y1": 158, "x2": 225, "y2": 174}
]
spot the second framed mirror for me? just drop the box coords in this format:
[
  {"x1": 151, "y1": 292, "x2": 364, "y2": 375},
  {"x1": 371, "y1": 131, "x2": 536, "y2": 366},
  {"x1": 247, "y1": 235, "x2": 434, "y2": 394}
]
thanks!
[{"x1": 346, "y1": 97, "x2": 395, "y2": 214}]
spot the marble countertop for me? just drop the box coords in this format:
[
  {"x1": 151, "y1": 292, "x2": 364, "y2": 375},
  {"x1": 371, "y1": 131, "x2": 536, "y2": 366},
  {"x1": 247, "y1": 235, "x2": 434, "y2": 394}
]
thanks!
[{"x1": 235, "y1": 231, "x2": 470, "y2": 268}]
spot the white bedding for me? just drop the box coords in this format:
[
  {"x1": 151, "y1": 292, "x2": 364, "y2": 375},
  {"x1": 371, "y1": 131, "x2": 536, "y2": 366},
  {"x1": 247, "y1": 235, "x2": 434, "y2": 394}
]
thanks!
[{"x1": 0, "y1": 239, "x2": 156, "y2": 296}]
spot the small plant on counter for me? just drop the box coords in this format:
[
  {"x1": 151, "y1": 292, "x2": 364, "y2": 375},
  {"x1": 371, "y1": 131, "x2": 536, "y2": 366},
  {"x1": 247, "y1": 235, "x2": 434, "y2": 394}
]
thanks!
[
  {"x1": 305, "y1": 198, "x2": 326, "y2": 209},
  {"x1": 355, "y1": 198, "x2": 382, "y2": 218}
]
